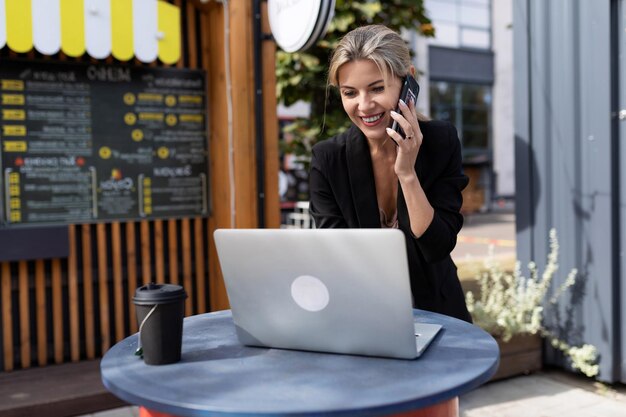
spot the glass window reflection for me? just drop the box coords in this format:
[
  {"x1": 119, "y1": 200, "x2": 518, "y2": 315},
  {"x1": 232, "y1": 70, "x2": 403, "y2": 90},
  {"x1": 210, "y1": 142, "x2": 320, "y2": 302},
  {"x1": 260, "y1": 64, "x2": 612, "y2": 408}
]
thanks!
[
  {"x1": 426, "y1": 0, "x2": 491, "y2": 50},
  {"x1": 429, "y1": 81, "x2": 491, "y2": 154}
]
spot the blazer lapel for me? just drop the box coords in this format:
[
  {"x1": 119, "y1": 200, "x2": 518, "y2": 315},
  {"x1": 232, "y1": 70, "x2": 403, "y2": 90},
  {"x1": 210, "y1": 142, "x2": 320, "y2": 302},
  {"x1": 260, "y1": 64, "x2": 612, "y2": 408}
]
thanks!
[{"x1": 345, "y1": 126, "x2": 380, "y2": 228}]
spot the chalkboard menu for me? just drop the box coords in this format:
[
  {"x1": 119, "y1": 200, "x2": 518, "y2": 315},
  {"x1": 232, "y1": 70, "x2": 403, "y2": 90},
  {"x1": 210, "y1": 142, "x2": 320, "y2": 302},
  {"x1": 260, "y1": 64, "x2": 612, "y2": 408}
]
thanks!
[{"x1": 0, "y1": 60, "x2": 208, "y2": 226}]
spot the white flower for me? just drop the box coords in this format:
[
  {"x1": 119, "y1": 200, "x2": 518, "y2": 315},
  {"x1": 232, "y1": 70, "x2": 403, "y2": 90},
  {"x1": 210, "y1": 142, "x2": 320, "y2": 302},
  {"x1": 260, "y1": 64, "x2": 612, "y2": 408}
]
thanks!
[{"x1": 465, "y1": 228, "x2": 599, "y2": 377}]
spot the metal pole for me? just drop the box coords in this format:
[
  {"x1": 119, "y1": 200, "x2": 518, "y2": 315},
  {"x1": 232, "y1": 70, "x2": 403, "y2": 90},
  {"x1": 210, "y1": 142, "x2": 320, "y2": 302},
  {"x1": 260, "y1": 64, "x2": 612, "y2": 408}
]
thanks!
[{"x1": 253, "y1": 0, "x2": 266, "y2": 228}]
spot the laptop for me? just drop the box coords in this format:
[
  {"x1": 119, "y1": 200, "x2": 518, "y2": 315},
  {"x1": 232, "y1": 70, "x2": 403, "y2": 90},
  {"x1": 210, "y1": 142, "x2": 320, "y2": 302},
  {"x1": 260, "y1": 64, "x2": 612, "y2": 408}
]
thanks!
[{"x1": 213, "y1": 228, "x2": 442, "y2": 359}]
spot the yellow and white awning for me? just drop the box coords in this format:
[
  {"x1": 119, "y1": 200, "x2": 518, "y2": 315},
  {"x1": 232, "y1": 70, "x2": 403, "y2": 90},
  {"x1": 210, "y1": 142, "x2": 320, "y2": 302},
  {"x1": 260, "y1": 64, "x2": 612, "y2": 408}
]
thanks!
[{"x1": 0, "y1": 0, "x2": 181, "y2": 64}]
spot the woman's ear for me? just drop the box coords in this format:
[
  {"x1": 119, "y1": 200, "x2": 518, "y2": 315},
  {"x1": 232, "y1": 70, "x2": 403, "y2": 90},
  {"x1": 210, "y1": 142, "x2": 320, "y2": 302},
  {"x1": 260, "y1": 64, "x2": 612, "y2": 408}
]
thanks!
[{"x1": 410, "y1": 66, "x2": 416, "y2": 77}]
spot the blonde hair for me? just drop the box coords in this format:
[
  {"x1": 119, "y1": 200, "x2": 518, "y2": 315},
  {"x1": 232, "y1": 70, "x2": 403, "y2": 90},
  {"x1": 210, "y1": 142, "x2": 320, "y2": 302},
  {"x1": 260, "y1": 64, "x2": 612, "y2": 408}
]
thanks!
[
  {"x1": 328, "y1": 25, "x2": 429, "y2": 121},
  {"x1": 329, "y1": 25, "x2": 410, "y2": 87}
]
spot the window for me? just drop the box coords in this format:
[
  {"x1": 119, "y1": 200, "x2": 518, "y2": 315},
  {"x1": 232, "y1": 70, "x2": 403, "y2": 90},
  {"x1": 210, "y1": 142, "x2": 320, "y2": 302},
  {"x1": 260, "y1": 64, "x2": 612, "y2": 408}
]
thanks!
[
  {"x1": 430, "y1": 81, "x2": 491, "y2": 157},
  {"x1": 426, "y1": 0, "x2": 491, "y2": 49}
]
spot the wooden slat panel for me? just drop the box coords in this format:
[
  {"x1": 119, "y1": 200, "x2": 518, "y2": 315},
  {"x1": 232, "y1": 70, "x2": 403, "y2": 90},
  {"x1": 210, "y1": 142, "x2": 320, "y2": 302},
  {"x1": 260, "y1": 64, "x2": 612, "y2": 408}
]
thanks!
[
  {"x1": 154, "y1": 220, "x2": 165, "y2": 283},
  {"x1": 111, "y1": 222, "x2": 124, "y2": 342},
  {"x1": 67, "y1": 225, "x2": 80, "y2": 361},
  {"x1": 186, "y1": 4, "x2": 202, "y2": 315},
  {"x1": 261, "y1": 1, "x2": 280, "y2": 228},
  {"x1": 97, "y1": 224, "x2": 110, "y2": 353},
  {"x1": 51, "y1": 259, "x2": 63, "y2": 364},
  {"x1": 230, "y1": 1, "x2": 257, "y2": 228},
  {"x1": 207, "y1": 217, "x2": 220, "y2": 312},
  {"x1": 126, "y1": 222, "x2": 138, "y2": 333},
  {"x1": 82, "y1": 224, "x2": 96, "y2": 359},
  {"x1": 34, "y1": 260, "x2": 46, "y2": 366},
  {"x1": 18, "y1": 261, "x2": 31, "y2": 368},
  {"x1": 194, "y1": 218, "x2": 206, "y2": 312},
  {"x1": 203, "y1": 2, "x2": 218, "y2": 309},
  {"x1": 204, "y1": 2, "x2": 230, "y2": 312},
  {"x1": 181, "y1": 218, "x2": 193, "y2": 315},
  {"x1": 168, "y1": 220, "x2": 179, "y2": 285},
  {"x1": 2, "y1": 263, "x2": 14, "y2": 371},
  {"x1": 141, "y1": 221, "x2": 151, "y2": 285}
]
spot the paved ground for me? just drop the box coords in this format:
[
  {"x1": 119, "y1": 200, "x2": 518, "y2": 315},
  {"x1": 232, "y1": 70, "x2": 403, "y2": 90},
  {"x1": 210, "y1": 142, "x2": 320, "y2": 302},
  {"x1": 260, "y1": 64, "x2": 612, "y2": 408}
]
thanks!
[
  {"x1": 81, "y1": 209, "x2": 626, "y2": 417},
  {"x1": 453, "y1": 208, "x2": 517, "y2": 261},
  {"x1": 461, "y1": 369, "x2": 626, "y2": 417}
]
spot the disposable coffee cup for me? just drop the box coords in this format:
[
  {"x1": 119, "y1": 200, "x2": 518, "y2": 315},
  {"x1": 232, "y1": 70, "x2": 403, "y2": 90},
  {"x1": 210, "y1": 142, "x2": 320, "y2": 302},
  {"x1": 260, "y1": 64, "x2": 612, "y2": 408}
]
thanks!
[{"x1": 133, "y1": 283, "x2": 187, "y2": 365}]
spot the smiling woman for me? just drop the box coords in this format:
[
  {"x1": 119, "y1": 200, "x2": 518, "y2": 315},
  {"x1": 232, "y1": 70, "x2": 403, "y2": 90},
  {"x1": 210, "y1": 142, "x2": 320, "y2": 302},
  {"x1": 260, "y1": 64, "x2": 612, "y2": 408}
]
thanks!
[
  {"x1": 309, "y1": 24, "x2": 472, "y2": 323},
  {"x1": 336, "y1": 59, "x2": 401, "y2": 142}
]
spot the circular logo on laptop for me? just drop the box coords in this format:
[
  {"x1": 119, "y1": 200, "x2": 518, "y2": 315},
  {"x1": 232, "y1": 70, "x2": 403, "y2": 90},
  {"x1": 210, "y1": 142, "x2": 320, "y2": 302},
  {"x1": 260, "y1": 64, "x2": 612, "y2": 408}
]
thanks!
[{"x1": 290, "y1": 275, "x2": 330, "y2": 312}]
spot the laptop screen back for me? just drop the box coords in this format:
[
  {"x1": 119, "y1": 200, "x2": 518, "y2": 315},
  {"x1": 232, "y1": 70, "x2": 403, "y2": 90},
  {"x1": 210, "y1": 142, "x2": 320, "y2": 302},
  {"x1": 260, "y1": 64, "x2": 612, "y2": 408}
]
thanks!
[{"x1": 214, "y1": 228, "x2": 420, "y2": 359}]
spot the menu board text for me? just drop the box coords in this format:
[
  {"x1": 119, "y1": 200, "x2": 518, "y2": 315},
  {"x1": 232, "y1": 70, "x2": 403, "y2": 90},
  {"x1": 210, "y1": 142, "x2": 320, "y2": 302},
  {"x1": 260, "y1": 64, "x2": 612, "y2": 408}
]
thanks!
[{"x1": 0, "y1": 60, "x2": 208, "y2": 225}]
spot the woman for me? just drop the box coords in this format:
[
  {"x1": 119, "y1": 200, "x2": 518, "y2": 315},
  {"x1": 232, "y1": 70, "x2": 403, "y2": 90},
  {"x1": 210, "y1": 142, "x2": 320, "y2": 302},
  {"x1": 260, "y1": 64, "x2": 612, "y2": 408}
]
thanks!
[{"x1": 309, "y1": 25, "x2": 471, "y2": 322}]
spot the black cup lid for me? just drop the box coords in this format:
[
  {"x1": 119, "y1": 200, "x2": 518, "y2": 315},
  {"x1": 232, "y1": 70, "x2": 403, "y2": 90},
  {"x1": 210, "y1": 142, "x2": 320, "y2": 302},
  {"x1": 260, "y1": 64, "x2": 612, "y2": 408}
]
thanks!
[{"x1": 133, "y1": 283, "x2": 187, "y2": 305}]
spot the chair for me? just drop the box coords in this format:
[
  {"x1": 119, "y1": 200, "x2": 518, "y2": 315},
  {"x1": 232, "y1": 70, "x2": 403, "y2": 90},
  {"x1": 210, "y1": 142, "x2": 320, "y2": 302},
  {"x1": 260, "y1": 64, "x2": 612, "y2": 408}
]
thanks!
[{"x1": 283, "y1": 201, "x2": 315, "y2": 229}]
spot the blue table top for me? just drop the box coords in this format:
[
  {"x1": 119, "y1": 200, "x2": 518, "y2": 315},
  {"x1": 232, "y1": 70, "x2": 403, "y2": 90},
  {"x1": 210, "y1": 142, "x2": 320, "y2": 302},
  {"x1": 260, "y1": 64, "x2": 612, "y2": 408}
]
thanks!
[{"x1": 101, "y1": 310, "x2": 499, "y2": 417}]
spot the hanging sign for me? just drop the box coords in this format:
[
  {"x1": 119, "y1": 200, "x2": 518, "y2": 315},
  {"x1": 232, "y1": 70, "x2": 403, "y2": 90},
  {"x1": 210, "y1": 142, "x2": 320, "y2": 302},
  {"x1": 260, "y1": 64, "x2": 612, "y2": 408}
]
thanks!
[
  {"x1": 268, "y1": 0, "x2": 335, "y2": 53},
  {"x1": 0, "y1": 60, "x2": 208, "y2": 226}
]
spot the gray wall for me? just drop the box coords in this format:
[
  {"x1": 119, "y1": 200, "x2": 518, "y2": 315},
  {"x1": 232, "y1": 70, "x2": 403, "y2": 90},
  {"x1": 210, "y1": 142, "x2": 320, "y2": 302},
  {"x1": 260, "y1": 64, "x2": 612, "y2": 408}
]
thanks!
[
  {"x1": 514, "y1": 0, "x2": 622, "y2": 382},
  {"x1": 616, "y1": 0, "x2": 626, "y2": 383},
  {"x1": 493, "y1": 0, "x2": 515, "y2": 197}
]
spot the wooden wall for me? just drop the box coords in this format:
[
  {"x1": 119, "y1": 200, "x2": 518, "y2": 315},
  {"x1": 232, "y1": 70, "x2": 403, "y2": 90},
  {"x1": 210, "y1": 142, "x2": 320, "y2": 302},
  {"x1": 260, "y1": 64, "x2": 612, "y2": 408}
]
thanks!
[{"x1": 0, "y1": 0, "x2": 279, "y2": 371}]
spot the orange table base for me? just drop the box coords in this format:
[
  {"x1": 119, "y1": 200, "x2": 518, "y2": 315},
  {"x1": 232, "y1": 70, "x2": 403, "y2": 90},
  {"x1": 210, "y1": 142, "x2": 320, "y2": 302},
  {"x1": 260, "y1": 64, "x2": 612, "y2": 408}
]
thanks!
[
  {"x1": 139, "y1": 397, "x2": 459, "y2": 417},
  {"x1": 139, "y1": 408, "x2": 172, "y2": 417},
  {"x1": 393, "y1": 397, "x2": 459, "y2": 417}
]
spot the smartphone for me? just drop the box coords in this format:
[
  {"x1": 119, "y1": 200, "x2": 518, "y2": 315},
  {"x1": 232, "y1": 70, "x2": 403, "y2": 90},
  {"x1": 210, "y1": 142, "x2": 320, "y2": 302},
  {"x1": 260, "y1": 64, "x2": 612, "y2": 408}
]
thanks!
[{"x1": 390, "y1": 75, "x2": 420, "y2": 144}]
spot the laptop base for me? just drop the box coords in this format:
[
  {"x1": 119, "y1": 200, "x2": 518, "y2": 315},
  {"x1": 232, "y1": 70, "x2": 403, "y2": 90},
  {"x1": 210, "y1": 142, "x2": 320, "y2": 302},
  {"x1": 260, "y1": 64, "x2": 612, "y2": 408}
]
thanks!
[{"x1": 414, "y1": 323, "x2": 442, "y2": 357}]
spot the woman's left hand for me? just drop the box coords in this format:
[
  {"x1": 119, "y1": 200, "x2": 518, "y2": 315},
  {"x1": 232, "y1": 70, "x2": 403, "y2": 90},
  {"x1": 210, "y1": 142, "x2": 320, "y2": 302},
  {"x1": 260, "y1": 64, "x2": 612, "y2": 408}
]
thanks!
[{"x1": 386, "y1": 99, "x2": 423, "y2": 180}]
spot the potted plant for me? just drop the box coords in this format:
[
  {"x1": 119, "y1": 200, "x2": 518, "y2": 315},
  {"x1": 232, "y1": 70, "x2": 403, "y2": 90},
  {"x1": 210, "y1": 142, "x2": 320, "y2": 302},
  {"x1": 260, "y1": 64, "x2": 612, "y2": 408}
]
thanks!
[{"x1": 464, "y1": 229, "x2": 599, "y2": 380}]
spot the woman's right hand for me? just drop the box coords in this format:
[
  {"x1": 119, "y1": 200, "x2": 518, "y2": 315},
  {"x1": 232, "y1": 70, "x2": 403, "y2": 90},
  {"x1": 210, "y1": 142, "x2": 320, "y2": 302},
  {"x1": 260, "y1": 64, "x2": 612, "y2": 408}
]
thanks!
[{"x1": 386, "y1": 98, "x2": 423, "y2": 180}]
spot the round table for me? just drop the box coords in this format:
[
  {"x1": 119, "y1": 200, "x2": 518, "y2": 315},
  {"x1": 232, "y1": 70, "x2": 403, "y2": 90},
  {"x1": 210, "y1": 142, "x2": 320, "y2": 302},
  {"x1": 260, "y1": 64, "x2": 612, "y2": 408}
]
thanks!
[{"x1": 101, "y1": 310, "x2": 499, "y2": 417}]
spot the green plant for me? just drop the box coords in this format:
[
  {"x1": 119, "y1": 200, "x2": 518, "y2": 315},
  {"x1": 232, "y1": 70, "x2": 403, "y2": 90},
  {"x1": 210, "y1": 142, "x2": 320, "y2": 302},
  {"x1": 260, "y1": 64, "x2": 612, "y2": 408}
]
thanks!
[
  {"x1": 276, "y1": 0, "x2": 434, "y2": 168},
  {"x1": 465, "y1": 229, "x2": 599, "y2": 378}
]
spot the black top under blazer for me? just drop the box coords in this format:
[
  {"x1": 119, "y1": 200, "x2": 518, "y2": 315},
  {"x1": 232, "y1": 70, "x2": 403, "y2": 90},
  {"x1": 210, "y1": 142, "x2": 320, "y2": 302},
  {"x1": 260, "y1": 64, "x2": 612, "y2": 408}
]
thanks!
[{"x1": 309, "y1": 121, "x2": 472, "y2": 323}]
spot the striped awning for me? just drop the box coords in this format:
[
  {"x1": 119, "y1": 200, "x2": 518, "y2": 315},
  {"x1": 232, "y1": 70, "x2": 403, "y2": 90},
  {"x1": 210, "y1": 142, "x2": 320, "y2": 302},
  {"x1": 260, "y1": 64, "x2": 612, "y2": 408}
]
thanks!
[{"x1": 0, "y1": 0, "x2": 181, "y2": 64}]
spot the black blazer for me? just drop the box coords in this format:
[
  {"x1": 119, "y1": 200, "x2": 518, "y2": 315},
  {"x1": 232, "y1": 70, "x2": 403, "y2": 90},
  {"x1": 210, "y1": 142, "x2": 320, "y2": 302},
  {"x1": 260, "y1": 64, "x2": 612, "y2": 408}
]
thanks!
[{"x1": 309, "y1": 121, "x2": 472, "y2": 323}]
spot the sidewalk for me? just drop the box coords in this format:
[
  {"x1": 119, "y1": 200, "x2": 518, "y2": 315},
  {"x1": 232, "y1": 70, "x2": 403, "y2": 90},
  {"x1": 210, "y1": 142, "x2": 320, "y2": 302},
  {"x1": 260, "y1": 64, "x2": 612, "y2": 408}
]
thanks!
[
  {"x1": 453, "y1": 208, "x2": 517, "y2": 262},
  {"x1": 461, "y1": 369, "x2": 626, "y2": 417}
]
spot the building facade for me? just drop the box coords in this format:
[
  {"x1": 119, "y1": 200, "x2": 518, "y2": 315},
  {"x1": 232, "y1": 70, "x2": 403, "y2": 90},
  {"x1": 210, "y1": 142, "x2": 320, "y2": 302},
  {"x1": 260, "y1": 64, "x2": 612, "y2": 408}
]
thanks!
[{"x1": 413, "y1": 0, "x2": 514, "y2": 210}]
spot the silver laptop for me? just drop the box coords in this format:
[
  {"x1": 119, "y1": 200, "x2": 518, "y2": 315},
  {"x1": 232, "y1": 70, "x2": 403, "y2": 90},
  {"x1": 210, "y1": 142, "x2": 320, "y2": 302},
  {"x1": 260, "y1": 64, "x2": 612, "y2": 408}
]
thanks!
[{"x1": 213, "y1": 228, "x2": 441, "y2": 359}]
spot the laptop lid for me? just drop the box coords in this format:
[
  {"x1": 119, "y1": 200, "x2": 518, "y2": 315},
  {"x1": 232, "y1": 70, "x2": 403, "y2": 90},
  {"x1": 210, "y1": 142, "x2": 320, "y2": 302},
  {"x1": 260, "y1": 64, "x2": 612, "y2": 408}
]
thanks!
[{"x1": 213, "y1": 228, "x2": 440, "y2": 359}]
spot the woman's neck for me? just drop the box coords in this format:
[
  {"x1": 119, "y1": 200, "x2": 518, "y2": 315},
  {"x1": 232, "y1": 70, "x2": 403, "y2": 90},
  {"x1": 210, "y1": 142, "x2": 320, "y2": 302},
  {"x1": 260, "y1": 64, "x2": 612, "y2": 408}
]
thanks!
[{"x1": 367, "y1": 135, "x2": 397, "y2": 158}]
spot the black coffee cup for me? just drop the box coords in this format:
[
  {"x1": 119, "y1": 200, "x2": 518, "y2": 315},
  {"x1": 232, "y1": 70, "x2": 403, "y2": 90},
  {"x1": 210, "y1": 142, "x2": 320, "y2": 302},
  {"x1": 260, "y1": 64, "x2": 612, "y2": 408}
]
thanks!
[{"x1": 133, "y1": 283, "x2": 187, "y2": 365}]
